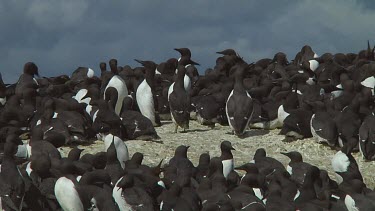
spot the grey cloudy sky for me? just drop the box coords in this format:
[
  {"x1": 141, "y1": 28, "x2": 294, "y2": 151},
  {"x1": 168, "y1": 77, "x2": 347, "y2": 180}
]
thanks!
[{"x1": 1, "y1": 0, "x2": 374, "y2": 83}]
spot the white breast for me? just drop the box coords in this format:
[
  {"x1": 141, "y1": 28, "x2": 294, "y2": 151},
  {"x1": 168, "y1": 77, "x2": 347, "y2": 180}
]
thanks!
[
  {"x1": 309, "y1": 60, "x2": 319, "y2": 72},
  {"x1": 113, "y1": 177, "x2": 133, "y2": 211},
  {"x1": 104, "y1": 134, "x2": 129, "y2": 169},
  {"x1": 15, "y1": 144, "x2": 28, "y2": 159},
  {"x1": 157, "y1": 180, "x2": 166, "y2": 189},
  {"x1": 33, "y1": 78, "x2": 39, "y2": 86},
  {"x1": 26, "y1": 143, "x2": 32, "y2": 158},
  {"x1": 344, "y1": 195, "x2": 359, "y2": 211},
  {"x1": 54, "y1": 177, "x2": 84, "y2": 211},
  {"x1": 87, "y1": 68, "x2": 94, "y2": 78},
  {"x1": 104, "y1": 75, "x2": 128, "y2": 116},
  {"x1": 222, "y1": 159, "x2": 234, "y2": 179},
  {"x1": 168, "y1": 83, "x2": 174, "y2": 101},
  {"x1": 306, "y1": 77, "x2": 315, "y2": 85},
  {"x1": 253, "y1": 188, "x2": 263, "y2": 200},
  {"x1": 92, "y1": 110, "x2": 99, "y2": 122},
  {"x1": 184, "y1": 74, "x2": 191, "y2": 92},
  {"x1": 85, "y1": 105, "x2": 93, "y2": 115},
  {"x1": 287, "y1": 165, "x2": 293, "y2": 175},
  {"x1": 293, "y1": 190, "x2": 301, "y2": 201},
  {"x1": 136, "y1": 80, "x2": 155, "y2": 125},
  {"x1": 225, "y1": 90, "x2": 234, "y2": 129},
  {"x1": 155, "y1": 68, "x2": 161, "y2": 75},
  {"x1": 0, "y1": 97, "x2": 6, "y2": 106},
  {"x1": 361, "y1": 76, "x2": 375, "y2": 89},
  {"x1": 331, "y1": 84, "x2": 343, "y2": 99},
  {"x1": 335, "y1": 173, "x2": 344, "y2": 185},
  {"x1": 74, "y1": 89, "x2": 88, "y2": 102},
  {"x1": 174, "y1": 68, "x2": 190, "y2": 92},
  {"x1": 331, "y1": 151, "x2": 350, "y2": 173},
  {"x1": 277, "y1": 105, "x2": 289, "y2": 124}
]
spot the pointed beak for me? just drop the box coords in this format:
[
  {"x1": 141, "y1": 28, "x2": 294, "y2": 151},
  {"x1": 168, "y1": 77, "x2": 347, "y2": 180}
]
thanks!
[
  {"x1": 190, "y1": 60, "x2": 200, "y2": 66},
  {"x1": 134, "y1": 59, "x2": 144, "y2": 66},
  {"x1": 230, "y1": 146, "x2": 236, "y2": 151}
]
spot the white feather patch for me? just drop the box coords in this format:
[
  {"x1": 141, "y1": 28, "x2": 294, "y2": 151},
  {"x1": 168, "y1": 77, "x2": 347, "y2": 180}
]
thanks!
[
  {"x1": 184, "y1": 74, "x2": 191, "y2": 92},
  {"x1": 0, "y1": 97, "x2": 6, "y2": 105},
  {"x1": 309, "y1": 60, "x2": 319, "y2": 71},
  {"x1": 222, "y1": 159, "x2": 234, "y2": 179},
  {"x1": 54, "y1": 177, "x2": 84, "y2": 211},
  {"x1": 85, "y1": 105, "x2": 93, "y2": 115},
  {"x1": 293, "y1": 190, "x2": 301, "y2": 201},
  {"x1": 253, "y1": 188, "x2": 263, "y2": 200},
  {"x1": 155, "y1": 68, "x2": 161, "y2": 75},
  {"x1": 104, "y1": 134, "x2": 129, "y2": 169},
  {"x1": 112, "y1": 177, "x2": 133, "y2": 211},
  {"x1": 157, "y1": 180, "x2": 166, "y2": 189},
  {"x1": 225, "y1": 90, "x2": 234, "y2": 129},
  {"x1": 92, "y1": 110, "x2": 99, "y2": 122},
  {"x1": 287, "y1": 165, "x2": 293, "y2": 175},
  {"x1": 277, "y1": 105, "x2": 289, "y2": 124},
  {"x1": 15, "y1": 144, "x2": 28, "y2": 159},
  {"x1": 104, "y1": 75, "x2": 128, "y2": 116},
  {"x1": 87, "y1": 68, "x2": 94, "y2": 78},
  {"x1": 344, "y1": 195, "x2": 359, "y2": 211},
  {"x1": 136, "y1": 80, "x2": 156, "y2": 125},
  {"x1": 168, "y1": 83, "x2": 174, "y2": 101},
  {"x1": 26, "y1": 162, "x2": 32, "y2": 177},
  {"x1": 331, "y1": 151, "x2": 350, "y2": 173},
  {"x1": 361, "y1": 76, "x2": 375, "y2": 89}
]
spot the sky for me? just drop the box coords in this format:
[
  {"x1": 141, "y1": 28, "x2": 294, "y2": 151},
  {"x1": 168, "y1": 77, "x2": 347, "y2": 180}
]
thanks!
[{"x1": 1, "y1": 0, "x2": 375, "y2": 83}]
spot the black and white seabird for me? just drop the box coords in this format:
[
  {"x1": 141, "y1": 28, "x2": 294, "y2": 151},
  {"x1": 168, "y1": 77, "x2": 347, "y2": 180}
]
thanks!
[
  {"x1": 168, "y1": 65, "x2": 191, "y2": 133},
  {"x1": 226, "y1": 63, "x2": 254, "y2": 136}
]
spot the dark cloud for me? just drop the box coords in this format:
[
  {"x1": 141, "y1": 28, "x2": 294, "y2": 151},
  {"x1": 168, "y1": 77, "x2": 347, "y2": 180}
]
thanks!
[{"x1": 1, "y1": 0, "x2": 374, "y2": 83}]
